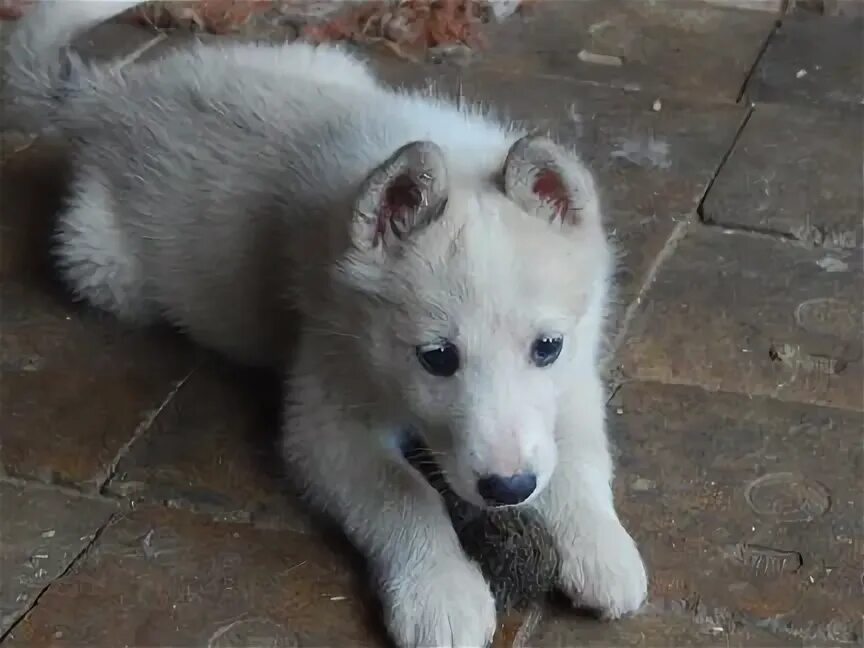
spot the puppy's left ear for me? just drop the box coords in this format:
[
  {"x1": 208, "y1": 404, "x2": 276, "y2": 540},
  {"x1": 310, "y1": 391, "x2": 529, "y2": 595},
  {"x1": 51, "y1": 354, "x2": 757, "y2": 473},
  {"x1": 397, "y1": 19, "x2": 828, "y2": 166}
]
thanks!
[
  {"x1": 502, "y1": 135, "x2": 600, "y2": 228},
  {"x1": 352, "y1": 141, "x2": 449, "y2": 253}
]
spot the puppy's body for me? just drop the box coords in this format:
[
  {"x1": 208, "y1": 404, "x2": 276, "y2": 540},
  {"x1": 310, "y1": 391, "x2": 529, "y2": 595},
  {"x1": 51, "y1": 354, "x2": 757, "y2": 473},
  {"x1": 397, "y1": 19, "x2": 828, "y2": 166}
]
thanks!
[{"x1": 6, "y1": 3, "x2": 647, "y2": 645}]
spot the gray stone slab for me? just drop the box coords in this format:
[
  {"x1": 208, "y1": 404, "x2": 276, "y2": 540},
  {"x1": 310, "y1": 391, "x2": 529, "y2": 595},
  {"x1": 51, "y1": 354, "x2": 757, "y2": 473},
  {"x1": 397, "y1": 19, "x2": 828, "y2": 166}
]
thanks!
[
  {"x1": 106, "y1": 358, "x2": 314, "y2": 533},
  {"x1": 617, "y1": 226, "x2": 863, "y2": 410},
  {"x1": 0, "y1": 280, "x2": 198, "y2": 488},
  {"x1": 4, "y1": 506, "x2": 385, "y2": 647},
  {"x1": 703, "y1": 104, "x2": 863, "y2": 249},
  {"x1": 474, "y1": 0, "x2": 776, "y2": 102},
  {"x1": 746, "y1": 14, "x2": 864, "y2": 108},
  {"x1": 0, "y1": 481, "x2": 116, "y2": 634},
  {"x1": 604, "y1": 383, "x2": 863, "y2": 645}
]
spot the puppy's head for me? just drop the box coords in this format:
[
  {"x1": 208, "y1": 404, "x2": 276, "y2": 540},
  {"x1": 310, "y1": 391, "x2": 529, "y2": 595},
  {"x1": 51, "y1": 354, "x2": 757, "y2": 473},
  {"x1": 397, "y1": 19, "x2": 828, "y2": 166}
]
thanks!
[{"x1": 336, "y1": 136, "x2": 611, "y2": 509}]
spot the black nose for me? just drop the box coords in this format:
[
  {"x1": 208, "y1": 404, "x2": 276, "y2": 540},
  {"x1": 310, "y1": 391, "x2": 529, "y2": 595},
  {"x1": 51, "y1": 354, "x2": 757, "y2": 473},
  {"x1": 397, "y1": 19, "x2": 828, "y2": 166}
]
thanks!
[{"x1": 477, "y1": 473, "x2": 537, "y2": 506}]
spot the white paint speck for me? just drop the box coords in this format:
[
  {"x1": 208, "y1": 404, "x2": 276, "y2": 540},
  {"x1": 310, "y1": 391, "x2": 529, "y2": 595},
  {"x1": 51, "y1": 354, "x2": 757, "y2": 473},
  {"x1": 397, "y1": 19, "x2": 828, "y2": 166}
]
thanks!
[
  {"x1": 632, "y1": 477, "x2": 656, "y2": 492},
  {"x1": 577, "y1": 50, "x2": 623, "y2": 66},
  {"x1": 611, "y1": 136, "x2": 671, "y2": 169},
  {"x1": 796, "y1": 68, "x2": 808, "y2": 79},
  {"x1": 588, "y1": 19, "x2": 612, "y2": 35},
  {"x1": 41, "y1": 529, "x2": 55, "y2": 538},
  {"x1": 652, "y1": 99, "x2": 662, "y2": 112},
  {"x1": 487, "y1": 0, "x2": 521, "y2": 20},
  {"x1": 329, "y1": 596, "x2": 348, "y2": 602},
  {"x1": 816, "y1": 256, "x2": 848, "y2": 272}
]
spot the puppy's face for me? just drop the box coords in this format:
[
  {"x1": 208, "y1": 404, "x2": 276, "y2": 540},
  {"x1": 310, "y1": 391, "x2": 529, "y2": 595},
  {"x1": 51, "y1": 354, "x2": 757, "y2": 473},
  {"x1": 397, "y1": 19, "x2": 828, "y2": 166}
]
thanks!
[{"x1": 338, "y1": 137, "x2": 610, "y2": 509}]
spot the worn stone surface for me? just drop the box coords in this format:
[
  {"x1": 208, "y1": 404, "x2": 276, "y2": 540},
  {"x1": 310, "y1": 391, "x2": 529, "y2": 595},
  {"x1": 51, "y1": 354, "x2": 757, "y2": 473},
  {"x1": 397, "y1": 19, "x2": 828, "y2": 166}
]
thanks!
[
  {"x1": 703, "y1": 104, "x2": 863, "y2": 249},
  {"x1": 106, "y1": 358, "x2": 313, "y2": 532},
  {"x1": 618, "y1": 227, "x2": 863, "y2": 410},
  {"x1": 0, "y1": 480, "x2": 116, "y2": 635},
  {"x1": 0, "y1": 281, "x2": 197, "y2": 487},
  {"x1": 474, "y1": 0, "x2": 775, "y2": 102},
  {"x1": 3, "y1": 506, "x2": 385, "y2": 647},
  {"x1": 602, "y1": 383, "x2": 863, "y2": 645},
  {"x1": 747, "y1": 15, "x2": 864, "y2": 108},
  {"x1": 375, "y1": 64, "x2": 746, "y2": 336}
]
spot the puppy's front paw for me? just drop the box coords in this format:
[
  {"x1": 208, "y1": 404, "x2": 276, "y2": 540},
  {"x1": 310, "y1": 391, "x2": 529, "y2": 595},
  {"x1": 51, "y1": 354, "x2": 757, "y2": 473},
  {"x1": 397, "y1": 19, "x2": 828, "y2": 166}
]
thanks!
[
  {"x1": 557, "y1": 517, "x2": 647, "y2": 620},
  {"x1": 380, "y1": 556, "x2": 497, "y2": 648}
]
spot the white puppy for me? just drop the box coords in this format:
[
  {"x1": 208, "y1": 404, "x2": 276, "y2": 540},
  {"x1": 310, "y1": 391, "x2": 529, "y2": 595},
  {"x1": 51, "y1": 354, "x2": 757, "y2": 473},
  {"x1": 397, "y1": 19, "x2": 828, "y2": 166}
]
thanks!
[{"x1": 5, "y1": 2, "x2": 647, "y2": 645}]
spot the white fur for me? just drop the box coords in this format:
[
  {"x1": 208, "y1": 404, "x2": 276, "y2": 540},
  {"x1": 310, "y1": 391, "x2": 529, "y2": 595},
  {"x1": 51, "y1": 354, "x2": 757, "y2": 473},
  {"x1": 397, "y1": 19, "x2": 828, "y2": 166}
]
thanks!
[{"x1": 5, "y1": 2, "x2": 647, "y2": 645}]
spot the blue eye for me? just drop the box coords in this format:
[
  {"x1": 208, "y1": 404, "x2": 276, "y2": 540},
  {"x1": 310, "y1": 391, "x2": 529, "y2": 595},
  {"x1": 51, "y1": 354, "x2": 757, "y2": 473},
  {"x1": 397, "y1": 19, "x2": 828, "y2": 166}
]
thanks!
[
  {"x1": 531, "y1": 336, "x2": 563, "y2": 367},
  {"x1": 416, "y1": 342, "x2": 460, "y2": 377}
]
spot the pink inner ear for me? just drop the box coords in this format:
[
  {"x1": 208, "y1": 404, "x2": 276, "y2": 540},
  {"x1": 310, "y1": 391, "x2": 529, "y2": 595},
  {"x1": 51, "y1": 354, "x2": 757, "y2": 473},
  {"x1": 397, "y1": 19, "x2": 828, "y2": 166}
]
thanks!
[
  {"x1": 532, "y1": 169, "x2": 570, "y2": 219},
  {"x1": 375, "y1": 174, "x2": 422, "y2": 243},
  {"x1": 385, "y1": 174, "x2": 422, "y2": 211}
]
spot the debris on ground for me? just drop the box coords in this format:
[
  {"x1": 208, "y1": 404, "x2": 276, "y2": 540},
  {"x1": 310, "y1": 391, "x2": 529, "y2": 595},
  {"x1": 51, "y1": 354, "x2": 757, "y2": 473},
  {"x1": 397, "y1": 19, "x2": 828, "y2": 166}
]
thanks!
[
  {"x1": 126, "y1": 0, "x2": 272, "y2": 34},
  {"x1": 0, "y1": 0, "x2": 33, "y2": 20},
  {"x1": 1, "y1": 0, "x2": 537, "y2": 62}
]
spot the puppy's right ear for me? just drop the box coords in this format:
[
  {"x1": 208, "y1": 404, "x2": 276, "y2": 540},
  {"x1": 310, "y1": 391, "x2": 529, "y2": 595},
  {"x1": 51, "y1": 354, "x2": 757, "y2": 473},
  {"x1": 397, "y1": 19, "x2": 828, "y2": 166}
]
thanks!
[
  {"x1": 502, "y1": 135, "x2": 600, "y2": 230},
  {"x1": 351, "y1": 141, "x2": 449, "y2": 253}
]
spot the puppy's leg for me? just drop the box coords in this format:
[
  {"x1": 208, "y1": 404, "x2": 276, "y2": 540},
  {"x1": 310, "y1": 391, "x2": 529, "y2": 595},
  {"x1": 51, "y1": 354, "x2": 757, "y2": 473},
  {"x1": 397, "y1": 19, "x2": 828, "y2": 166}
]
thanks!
[
  {"x1": 282, "y1": 349, "x2": 496, "y2": 648},
  {"x1": 532, "y1": 370, "x2": 647, "y2": 619},
  {"x1": 55, "y1": 171, "x2": 155, "y2": 323}
]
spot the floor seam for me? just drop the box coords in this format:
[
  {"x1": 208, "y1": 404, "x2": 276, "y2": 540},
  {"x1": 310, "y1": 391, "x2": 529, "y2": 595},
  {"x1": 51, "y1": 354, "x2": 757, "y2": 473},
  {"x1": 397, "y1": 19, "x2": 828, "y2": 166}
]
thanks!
[
  {"x1": 0, "y1": 512, "x2": 118, "y2": 643},
  {"x1": 96, "y1": 367, "x2": 197, "y2": 494}
]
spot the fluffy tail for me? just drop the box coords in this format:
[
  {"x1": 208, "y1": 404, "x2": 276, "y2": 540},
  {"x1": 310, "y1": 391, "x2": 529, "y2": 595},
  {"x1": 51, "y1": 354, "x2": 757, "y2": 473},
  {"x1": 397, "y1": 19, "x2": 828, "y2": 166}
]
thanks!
[{"x1": 2, "y1": 0, "x2": 140, "y2": 128}]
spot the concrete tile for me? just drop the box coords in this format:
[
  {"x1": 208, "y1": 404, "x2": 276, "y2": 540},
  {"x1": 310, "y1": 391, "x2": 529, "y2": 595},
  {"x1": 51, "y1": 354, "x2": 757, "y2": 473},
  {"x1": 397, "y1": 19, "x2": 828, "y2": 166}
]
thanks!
[
  {"x1": 0, "y1": 480, "x2": 116, "y2": 634},
  {"x1": 703, "y1": 104, "x2": 863, "y2": 249},
  {"x1": 375, "y1": 65, "x2": 746, "y2": 337},
  {"x1": 0, "y1": 281, "x2": 197, "y2": 487},
  {"x1": 106, "y1": 359, "x2": 314, "y2": 533},
  {"x1": 605, "y1": 383, "x2": 863, "y2": 644},
  {"x1": 747, "y1": 14, "x2": 864, "y2": 108},
  {"x1": 617, "y1": 227, "x2": 863, "y2": 410},
  {"x1": 474, "y1": 0, "x2": 776, "y2": 102},
  {"x1": 4, "y1": 506, "x2": 386, "y2": 647}
]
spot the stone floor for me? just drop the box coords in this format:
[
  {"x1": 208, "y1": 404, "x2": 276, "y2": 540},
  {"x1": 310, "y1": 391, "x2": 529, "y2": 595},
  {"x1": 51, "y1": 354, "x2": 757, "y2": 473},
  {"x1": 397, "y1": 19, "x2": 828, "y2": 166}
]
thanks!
[{"x1": 1, "y1": 1, "x2": 862, "y2": 646}]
